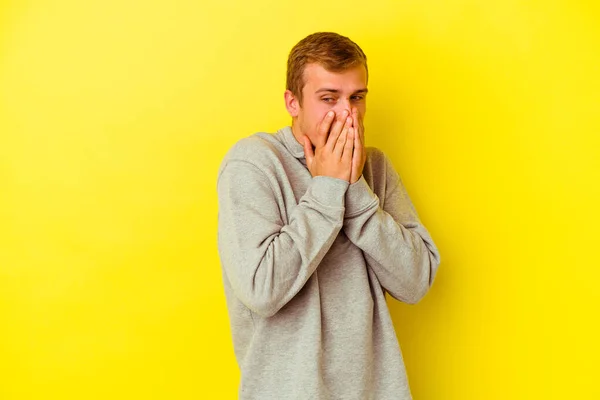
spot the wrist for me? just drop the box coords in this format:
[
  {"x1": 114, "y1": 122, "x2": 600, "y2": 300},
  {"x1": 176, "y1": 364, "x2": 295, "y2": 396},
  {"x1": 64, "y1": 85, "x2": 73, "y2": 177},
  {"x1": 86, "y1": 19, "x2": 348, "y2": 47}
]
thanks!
[
  {"x1": 344, "y1": 175, "x2": 378, "y2": 218},
  {"x1": 350, "y1": 173, "x2": 363, "y2": 184}
]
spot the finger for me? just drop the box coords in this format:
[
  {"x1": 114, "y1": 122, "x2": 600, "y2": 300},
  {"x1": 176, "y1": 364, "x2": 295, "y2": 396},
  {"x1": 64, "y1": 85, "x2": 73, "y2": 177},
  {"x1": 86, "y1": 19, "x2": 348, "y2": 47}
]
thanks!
[
  {"x1": 325, "y1": 109, "x2": 350, "y2": 151},
  {"x1": 342, "y1": 126, "x2": 355, "y2": 163},
  {"x1": 353, "y1": 127, "x2": 363, "y2": 162},
  {"x1": 352, "y1": 108, "x2": 365, "y2": 144},
  {"x1": 360, "y1": 119, "x2": 365, "y2": 145},
  {"x1": 315, "y1": 111, "x2": 335, "y2": 148},
  {"x1": 355, "y1": 117, "x2": 363, "y2": 148},
  {"x1": 302, "y1": 136, "x2": 314, "y2": 166},
  {"x1": 359, "y1": 121, "x2": 365, "y2": 146},
  {"x1": 333, "y1": 116, "x2": 352, "y2": 158}
]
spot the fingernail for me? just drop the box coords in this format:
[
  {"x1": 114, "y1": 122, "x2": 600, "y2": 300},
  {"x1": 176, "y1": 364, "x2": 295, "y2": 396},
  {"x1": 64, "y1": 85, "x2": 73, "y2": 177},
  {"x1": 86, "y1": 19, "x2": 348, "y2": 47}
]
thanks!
[{"x1": 327, "y1": 111, "x2": 334, "y2": 117}]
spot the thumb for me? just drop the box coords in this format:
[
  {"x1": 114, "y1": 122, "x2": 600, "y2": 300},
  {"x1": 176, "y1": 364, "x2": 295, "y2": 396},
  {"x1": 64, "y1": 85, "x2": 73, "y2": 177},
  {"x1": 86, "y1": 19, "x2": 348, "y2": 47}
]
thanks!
[{"x1": 303, "y1": 136, "x2": 315, "y2": 166}]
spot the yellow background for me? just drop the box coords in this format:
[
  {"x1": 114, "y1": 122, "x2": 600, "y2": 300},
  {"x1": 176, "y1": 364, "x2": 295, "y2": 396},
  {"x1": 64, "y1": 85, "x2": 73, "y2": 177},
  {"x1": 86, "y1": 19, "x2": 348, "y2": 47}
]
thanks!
[{"x1": 1, "y1": 0, "x2": 599, "y2": 398}]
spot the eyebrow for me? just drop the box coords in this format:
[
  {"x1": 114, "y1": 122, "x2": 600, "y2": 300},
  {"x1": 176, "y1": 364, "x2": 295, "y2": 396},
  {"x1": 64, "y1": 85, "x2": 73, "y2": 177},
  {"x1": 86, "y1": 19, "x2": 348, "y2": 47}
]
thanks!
[{"x1": 315, "y1": 88, "x2": 369, "y2": 94}]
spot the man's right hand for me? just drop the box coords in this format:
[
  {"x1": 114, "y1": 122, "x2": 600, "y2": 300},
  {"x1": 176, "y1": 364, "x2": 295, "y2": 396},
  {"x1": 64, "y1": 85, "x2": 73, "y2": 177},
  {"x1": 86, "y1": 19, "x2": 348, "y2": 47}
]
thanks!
[{"x1": 303, "y1": 110, "x2": 355, "y2": 182}]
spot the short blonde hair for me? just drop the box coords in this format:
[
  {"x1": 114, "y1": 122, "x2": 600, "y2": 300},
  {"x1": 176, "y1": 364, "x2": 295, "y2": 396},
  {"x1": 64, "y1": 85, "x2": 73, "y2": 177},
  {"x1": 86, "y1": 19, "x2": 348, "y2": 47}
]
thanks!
[{"x1": 286, "y1": 32, "x2": 368, "y2": 104}]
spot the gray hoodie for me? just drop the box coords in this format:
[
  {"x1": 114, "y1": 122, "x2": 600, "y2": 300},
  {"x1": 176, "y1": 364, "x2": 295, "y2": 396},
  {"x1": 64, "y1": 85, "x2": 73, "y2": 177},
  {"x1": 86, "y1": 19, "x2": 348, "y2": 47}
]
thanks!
[{"x1": 217, "y1": 126, "x2": 441, "y2": 399}]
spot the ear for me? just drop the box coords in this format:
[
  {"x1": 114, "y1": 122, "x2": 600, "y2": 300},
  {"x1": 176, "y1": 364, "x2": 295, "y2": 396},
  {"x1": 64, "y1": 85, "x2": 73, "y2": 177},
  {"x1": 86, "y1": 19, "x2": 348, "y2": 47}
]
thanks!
[{"x1": 284, "y1": 90, "x2": 300, "y2": 118}]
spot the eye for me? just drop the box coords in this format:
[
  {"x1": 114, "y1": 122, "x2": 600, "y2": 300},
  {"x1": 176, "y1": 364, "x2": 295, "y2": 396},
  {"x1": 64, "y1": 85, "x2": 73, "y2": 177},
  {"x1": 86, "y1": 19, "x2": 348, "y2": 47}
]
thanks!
[
  {"x1": 351, "y1": 95, "x2": 364, "y2": 101},
  {"x1": 322, "y1": 97, "x2": 335, "y2": 103}
]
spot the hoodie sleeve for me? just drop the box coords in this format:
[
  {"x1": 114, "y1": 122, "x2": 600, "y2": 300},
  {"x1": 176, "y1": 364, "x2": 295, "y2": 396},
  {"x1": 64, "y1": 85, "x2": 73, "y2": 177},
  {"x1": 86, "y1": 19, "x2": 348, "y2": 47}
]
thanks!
[
  {"x1": 217, "y1": 159, "x2": 349, "y2": 317},
  {"x1": 342, "y1": 151, "x2": 441, "y2": 304}
]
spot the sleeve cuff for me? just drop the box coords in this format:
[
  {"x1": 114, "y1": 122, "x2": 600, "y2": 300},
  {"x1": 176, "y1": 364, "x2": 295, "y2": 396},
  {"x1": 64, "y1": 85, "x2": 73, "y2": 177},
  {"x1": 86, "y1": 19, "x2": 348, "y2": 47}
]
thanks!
[
  {"x1": 345, "y1": 175, "x2": 379, "y2": 217},
  {"x1": 304, "y1": 175, "x2": 349, "y2": 208}
]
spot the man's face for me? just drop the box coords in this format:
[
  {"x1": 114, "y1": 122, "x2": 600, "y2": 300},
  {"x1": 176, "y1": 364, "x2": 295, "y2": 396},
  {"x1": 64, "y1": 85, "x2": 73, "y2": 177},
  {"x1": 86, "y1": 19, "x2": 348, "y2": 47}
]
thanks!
[{"x1": 290, "y1": 63, "x2": 368, "y2": 145}]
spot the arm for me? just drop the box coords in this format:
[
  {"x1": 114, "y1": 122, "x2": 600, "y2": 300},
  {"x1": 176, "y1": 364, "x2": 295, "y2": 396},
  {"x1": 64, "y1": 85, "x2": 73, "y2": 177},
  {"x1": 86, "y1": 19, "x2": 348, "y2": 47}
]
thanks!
[
  {"x1": 342, "y1": 153, "x2": 441, "y2": 304},
  {"x1": 217, "y1": 159, "x2": 348, "y2": 318}
]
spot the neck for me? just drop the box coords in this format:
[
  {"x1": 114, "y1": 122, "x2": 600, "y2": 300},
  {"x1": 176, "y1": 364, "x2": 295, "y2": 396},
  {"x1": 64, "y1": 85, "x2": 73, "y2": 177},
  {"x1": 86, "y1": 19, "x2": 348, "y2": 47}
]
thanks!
[{"x1": 290, "y1": 121, "x2": 306, "y2": 147}]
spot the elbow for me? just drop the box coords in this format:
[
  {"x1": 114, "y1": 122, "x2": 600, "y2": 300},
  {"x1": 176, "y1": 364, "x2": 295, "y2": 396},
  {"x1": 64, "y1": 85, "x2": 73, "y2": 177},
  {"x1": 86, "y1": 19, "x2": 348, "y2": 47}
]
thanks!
[
  {"x1": 244, "y1": 271, "x2": 291, "y2": 318},
  {"x1": 406, "y1": 245, "x2": 441, "y2": 304},
  {"x1": 244, "y1": 295, "x2": 283, "y2": 318},
  {"x1": 229, "y1": 253, "x2": 300, "y2": 318},
  {"x1": 391, "y1": 250, "x2": 437, "y2": 305},
  {"x1": 386, "y1": 273, "x2": 430, "y2": 305},
  {"x1": 235, "y1": 277, "x2": 288, "y2": 318},
  {"x1": 402, "y1": 279, "x2": 430, "y2": 305}
]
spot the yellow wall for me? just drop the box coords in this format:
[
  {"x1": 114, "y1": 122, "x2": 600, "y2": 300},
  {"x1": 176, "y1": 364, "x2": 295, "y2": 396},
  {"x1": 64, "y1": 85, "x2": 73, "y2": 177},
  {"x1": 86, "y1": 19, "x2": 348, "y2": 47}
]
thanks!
[{"x1": 1, "y1": 1, "x2": 598, "y2": 398}]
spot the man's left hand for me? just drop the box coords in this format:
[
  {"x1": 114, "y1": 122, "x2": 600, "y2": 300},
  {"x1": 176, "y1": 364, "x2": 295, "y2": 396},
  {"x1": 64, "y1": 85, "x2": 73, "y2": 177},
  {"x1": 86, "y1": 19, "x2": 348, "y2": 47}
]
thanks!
[{"x1": 350, "y1": 107, "x2": 366, "y2": 184}]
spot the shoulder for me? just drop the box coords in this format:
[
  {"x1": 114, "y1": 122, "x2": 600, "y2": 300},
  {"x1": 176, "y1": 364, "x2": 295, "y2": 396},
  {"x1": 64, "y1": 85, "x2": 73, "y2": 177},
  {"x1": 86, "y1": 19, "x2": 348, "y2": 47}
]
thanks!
[
  {"x1": 218, "y1": 132, "x2": 284, "y2": 180},
  {"x1": 223, "y1": 132, "x2": 280, "y2": 164},
  {"x1": 365, "y1": 146, "x2": 385, "y2": 161},
  {"x1": 221, "y1": 132, "x2": 285, "y2": 167},
  {"x1": 365, "y1": 146, "x2": 395, "y2": 173},
  {"x1": 362, "y1": 146, "x2": 401, "y2": 196}
]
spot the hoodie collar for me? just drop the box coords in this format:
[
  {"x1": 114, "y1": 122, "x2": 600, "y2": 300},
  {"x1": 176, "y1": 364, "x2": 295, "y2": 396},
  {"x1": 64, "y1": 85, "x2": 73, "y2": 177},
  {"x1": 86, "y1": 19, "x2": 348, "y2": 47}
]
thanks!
[{"x1": 279, "y1": 126, "x2": 305, "y2": 159}]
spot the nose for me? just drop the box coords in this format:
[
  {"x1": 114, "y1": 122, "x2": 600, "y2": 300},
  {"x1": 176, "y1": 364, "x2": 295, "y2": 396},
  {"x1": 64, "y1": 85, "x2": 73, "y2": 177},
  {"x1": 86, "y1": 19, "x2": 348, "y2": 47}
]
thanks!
[{"x1": 334, "y1": 99, "x2": 352, "y2": 116}]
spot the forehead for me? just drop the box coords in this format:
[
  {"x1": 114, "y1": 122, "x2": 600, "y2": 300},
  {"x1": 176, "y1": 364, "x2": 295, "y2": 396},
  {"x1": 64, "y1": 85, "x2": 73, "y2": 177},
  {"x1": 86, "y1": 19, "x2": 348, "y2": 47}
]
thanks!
[{"x1": 302, "y1": 63, "x2": 367, "y2": 92}]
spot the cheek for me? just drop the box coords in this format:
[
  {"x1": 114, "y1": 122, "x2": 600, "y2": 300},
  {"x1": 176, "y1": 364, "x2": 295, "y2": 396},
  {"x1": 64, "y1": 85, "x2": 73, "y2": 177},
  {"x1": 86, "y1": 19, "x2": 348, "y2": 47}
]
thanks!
[
  {"x1": 357, "y1": 105, "x2": 366, "y2": 123},
  {"x1": 300, "y1": 100, "x2": 333, "y2": 134},
  {"x1": 307, "y1": 106, "x2": 330, "y2": 127},
  {"x1": 357, "y1": 101, "x2": 367, "y2": 115}
]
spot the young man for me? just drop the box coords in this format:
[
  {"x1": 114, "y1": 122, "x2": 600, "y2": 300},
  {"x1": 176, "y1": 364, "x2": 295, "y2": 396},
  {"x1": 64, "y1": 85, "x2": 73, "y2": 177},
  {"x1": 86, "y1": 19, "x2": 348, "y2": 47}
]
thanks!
[{"x1": 217, "y1": 32, "x2": 441, "y2": 400}]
